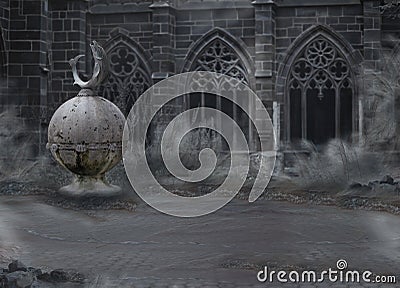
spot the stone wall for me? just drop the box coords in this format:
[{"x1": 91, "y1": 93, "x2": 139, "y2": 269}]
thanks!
[
  {"x1": 48, "y1": 0, "x2": 87, "y2": 116},
  {"x1": 274, "y1": 2, "x2": 367, "y2": 145},
  {"x1": 0, "y1": 0, "x2": 397, "y2": 157},
  {"x1": 88, "y1": 5, "x2": 153, "y2": 55},
  {"x1": 276, "y1": 5, "x2": 364, "y2": 56},
  {"x1": 4, "y1": 0, "x2": 49, "y2": 156},
  {"x1": 0, "y1": 0, "x2": 8, "y2": 77},
  {"x1": 174, "y1": 6, "x2": 255, "y2": 74}
]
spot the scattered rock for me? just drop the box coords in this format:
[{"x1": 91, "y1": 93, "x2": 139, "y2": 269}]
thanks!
[
  {"x1": 37, "y1": 269, "x2": 84, "y2": 284},
  {"x1": 0, "y1": 261, "x2": 85, "y2": 287},
  {"x1": 8, "y1": 261, "x2": 27, "y2": 273},
  {"x1": 5, "y1": 271, "x2": 34, "y2": 288},
  {"x1": 343, "y1": 182, "x2": 372, "y2": 197},
  {"x1": 66, "y1": 271, "x2": 85, "y2": 283},
  {"x1": 36, "y1": 272, "x2": 50, "y2": 282},
  {"x1": 0, "y1": 272, "x2": 7, "y2": 287},
  {"x1": 368, "y1": 180, "x2": 380, "y2": 188},
  {"x1": 380, "y1": 175, "x2": 395, "y2": 185},
  {"x1": 349, "y1": 182, "x2": 362, "y2": 189},
  {"x1": 49, "y1": 269, "x2": 69, "y2": 283},
  {"x1": 26, "y1": 268, "x2": 42, "y2": 278}
]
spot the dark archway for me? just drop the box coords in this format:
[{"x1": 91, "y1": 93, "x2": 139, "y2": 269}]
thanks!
[
  {"x1": 289, "y1": 36, "x2": 354, "y2": 145},
  {"x1": 100, "y1": 31, "x2": 152, "y2": 116},
  {"x1": 276, "y1": 25, "x2": 363, "y2": 146},
  {"x1": 182, "y1": 27, "x2": 255, "y2": 88},
  {"x1": 182, "y1": 28, "x2": 256, "y2": 150}
]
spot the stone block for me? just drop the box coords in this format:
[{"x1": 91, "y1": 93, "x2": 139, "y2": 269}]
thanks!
[
  {"x1": 10, "y1": 7, "x2": 25, "y2": 20},
  {"x1": 364, "y1": 30, "x2": 381, "y2": 42},
  {"x1": 124, "y1": 12, "x2": 150, "y2": 23},
  {"x1": 66, "y1": 11, "x2": 81, "y2": 19},
  {"x1": 293, "y1": 17, "x2": 317, "y2": 24},
  {"x1": 191, "y1": 25, "x2": 211, "y2": 35},
  {"x1": 339, "y1": 16, "x2": 356, "y2": 24},
  {"x1": 50, "y1": 1, "x2": 68, "y2": 10},
  {"x1": 212, "y1": 9, "x2": 237, "y2": 20},
  {"x1": 52, "y1": 19, "x2": 63, "y2": 31},
  {"x1": 176, "y1": 26, "x2": 190, "y2": 35},
  {"x1": 326, "y1": 17, "x2": 339, "y2": 24},
  {"x1": 153, "y1": 14, "x2": 170, "y2": 23},
  {"x1": 347, "y1": 24, "x2": 360, "y2": 31},
  {"x1": 330, "y1": 24, "x2": 347, "y2": 31},
  {"x1": 10, "y1": 31, "x2": 40, "y2": 41},
  {"x1": 344, "y1": 5, "x2": 362, "y2": 16},
  {"x1": 90, "y1": 15, "x2": 104, "y2": 25},
  {"x1": 28, "y1": 76, "x2": 41, "y2": 90},
  {"x1": 296, "y1": 7, "x2": 316, "y2": 17},
  {"x1": 176, "y1": 11, "x2": 190, "y2": 22},
  {"x1": 238, "y1": 8, "x2": 254, "y2": 19},
  {"x1": 277, "y1": 17, "x2": 293, "y2": 28},
  {"x1": 67, "y1": 31, "x2": 81, "y2": 42},
  {"x1": 277, "y1": 8, "x2": 295, "y2": 18},
  {"x1": 153, "y1": 34, "x2": 172, "y2": 47},
  {"x1": 190, "y1": 10, "x2": 212, "y2": 21},
  {"x1": 27, "y1": 15, "x2": 43, "y2": 29},
  {"x1": 328, "y1": 6, "x2": 342, "y2": 17},
  {"x1": 243, "y1": 28, "x2": 255, "y2": 36},
  {"x1": 10, "y1": 41, "x2": 31, "y2": 51},
  {"x1": 22, "y1": 0, "x2": 42, "y2": 15},
  {"x1": 22, "y1": 64, "x2": 41, "y2": 76},
  {"x1": 227, "y1": 19, "x2": 242, "y2": 28},
  {"x1": 73, "y1": 19, "x2": 82, "y2": 31},
  {"x1": 8, "y1": 64, "x2": 22, "y2": 76},
  {"x1": 243, "y1": 19, "x2": 255, "y2": 27},
  {"x1": 53, "y1": 31, "x2": 67, "y2": 42},
  {"x1": 288, "y1": 27, "x2": 302, "y2": 37},
  {"x1": 341, "y1": 31, "x2": 362, "y2": 44},
  {"x1": 52, "y1": 41, "x2": 72, "y2": 50},
  {"x1": 276, "y1": 28, "x2": 287, "y2": 37},
  {"x1": 276, "y1": 38, "x2": 291, "y2": 48},
  {"x1": 9, "y1": 52, "x2": 40, "y2": 64},
  {"x1": 10, "y1": 20, "x2": 26, "y2": 30}
]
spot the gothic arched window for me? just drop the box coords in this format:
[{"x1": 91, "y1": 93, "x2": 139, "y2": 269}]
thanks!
[
  {"x1": 187, "y1": 38, "x2": 252, "y2": 150},
  {"x1": 191, "y1": 39, "x2": 250, "y2": 86},
  {"x1": 288, "y1": 36, "x2": 354, "y2": 145},
  {"x1": 100, "y1": 42, "x2": 151, "y2": 116}
]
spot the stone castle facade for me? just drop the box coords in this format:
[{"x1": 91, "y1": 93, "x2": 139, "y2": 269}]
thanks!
[{"x1": 0, "y1": 0, "x2": 399, "y2": 160}]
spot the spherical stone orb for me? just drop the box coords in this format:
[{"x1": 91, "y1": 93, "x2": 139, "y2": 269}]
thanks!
[{"x1": 47, "y1": 89, "x2": 126, "y2": 196}]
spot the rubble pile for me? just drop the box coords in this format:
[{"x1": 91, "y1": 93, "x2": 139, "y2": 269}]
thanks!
[
  {"x1": 342, "y1": 175, "x2": 400, "y2": 198},
  {"x1": 0, "y1": 260, "x2": 84, "y2": 288}
]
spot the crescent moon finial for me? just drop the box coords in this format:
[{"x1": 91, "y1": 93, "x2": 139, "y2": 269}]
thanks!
[{"x1": 69, "y1": 40, "x2": 109, "y2": 91}]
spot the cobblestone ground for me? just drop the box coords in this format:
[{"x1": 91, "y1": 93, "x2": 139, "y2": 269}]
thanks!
[{"x1": 0, "y1": 196, "x2": 399, "y2": 288}]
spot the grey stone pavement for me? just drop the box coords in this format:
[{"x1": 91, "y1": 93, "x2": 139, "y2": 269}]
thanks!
[{"x1": 0, "y1": 195, "x2": 400, "y2": 288}]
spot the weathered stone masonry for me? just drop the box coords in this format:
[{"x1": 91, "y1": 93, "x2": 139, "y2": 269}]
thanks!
[{"x1": 0, "y1": 0, "x2": 398, "y2": 158}]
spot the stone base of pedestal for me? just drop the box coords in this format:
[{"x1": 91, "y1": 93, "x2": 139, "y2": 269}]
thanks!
[{"x1": 59, "y1": 175, "x2": 122, "y2": 197}]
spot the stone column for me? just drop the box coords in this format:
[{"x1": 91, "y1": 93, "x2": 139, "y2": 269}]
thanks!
[
  {"x1": 149, "y1": 1, "x2": 177, "y2": 146},
  {"x1": 48, "y1": 0, "x2": 88, "y2": 109},
  {"x1": 252, "y1": 0, "x2": 277, "y2": 151},
  {"x1": 8, "y1": 0, "x2": 50, "y2": 155},
  {"x1": 150, "y1": 0, "x2": 176, "y2": 82},
  {"x1": 362, "y1": 0, "x2": 383, "y2": 146},
  {"x1": 363, "y1": 0, "x2": 381, "y2": 71}
]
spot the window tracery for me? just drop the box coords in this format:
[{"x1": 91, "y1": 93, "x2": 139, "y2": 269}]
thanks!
[
  {"x1": 288, "y1": 37, "x2": 354, "y2": 143},
  {"x1": 100, "y1": 43, "x2": 151, "y2": 115}
]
